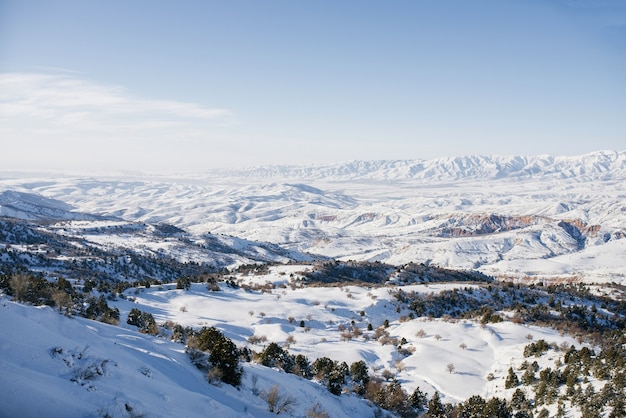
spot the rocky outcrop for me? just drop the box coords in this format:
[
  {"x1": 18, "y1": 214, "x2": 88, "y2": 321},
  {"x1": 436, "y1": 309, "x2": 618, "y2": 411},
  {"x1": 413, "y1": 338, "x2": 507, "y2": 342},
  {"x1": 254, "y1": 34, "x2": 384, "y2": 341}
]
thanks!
[{"x1": 439, "y1": 214, "x2": 549, "y2": 237}]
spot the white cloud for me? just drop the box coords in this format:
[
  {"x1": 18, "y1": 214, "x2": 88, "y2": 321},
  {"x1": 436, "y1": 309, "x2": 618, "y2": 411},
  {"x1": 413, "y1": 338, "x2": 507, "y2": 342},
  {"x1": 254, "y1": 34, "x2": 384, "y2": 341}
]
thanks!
[
  {"x1": 0, "y1": 73, "x2": 234, "y2": 172},
  {"x1": 0, "y1": 72, "x2": 231, "y2": 124}
]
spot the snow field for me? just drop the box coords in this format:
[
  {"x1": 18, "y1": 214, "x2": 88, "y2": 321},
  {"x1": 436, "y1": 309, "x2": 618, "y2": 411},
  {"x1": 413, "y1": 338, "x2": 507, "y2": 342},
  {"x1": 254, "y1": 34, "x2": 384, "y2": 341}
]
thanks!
[{"x1": 112, "y1": 268, "x2": 580, "y2": 405}]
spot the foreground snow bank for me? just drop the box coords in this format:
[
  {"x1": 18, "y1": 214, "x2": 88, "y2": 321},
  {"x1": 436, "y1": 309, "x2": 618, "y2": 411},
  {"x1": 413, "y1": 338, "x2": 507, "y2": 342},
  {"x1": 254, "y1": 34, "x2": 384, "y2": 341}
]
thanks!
[{"x1": 0, "y1": 298, "x2": 377, "y2": 418}]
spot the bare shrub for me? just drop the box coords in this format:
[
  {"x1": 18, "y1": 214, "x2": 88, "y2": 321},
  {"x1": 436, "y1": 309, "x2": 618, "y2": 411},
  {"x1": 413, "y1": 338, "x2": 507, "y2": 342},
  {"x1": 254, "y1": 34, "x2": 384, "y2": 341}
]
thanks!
[
  {"x1": 398, "y1": 345, "x2": 415, "y2": 356},
  {"x1": 207, "y1": 366, "x2": 224, "y2": 385},
  {"x1": 415, "y1": 329, "x2": 427, "y2": 338},
  {"x1": 52, "y1": 290, "x2": 72, "y2": 314},
  {"x1": 373, "y1": 326, "x2": 388, "y2": 340},
  {"x1": 306, "y1": 403, "x2": 330, "y2": 418},
  {"x1": 381, "y1": 369, "x2": 394, "y2": 380},
  {"x1": 248, "y1": 334, "x2": 268, "y2": 345},
  {"x1": 261, "y1": 385, "x2": 297, "y2": 414}
]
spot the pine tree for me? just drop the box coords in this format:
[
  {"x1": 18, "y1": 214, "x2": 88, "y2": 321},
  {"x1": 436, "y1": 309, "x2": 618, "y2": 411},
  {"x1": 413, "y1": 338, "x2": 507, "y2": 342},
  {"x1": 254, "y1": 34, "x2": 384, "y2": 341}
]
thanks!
[
  {"x1": 327, "y1": 369, "x2": 344, "y2": 395},
  {"x1": 506, "y1": 367, "x2": 520, "y2": 389},
  {"x1": 521, "y1": 367, "x2": 536, "y2": 385},
  {"x1": 485, "y1": 397, "x2": 511, "y2": 418},
  {"x1": 460, "y1": 395, "x2": 486, "y2": 417},
  {"x1": 293, "y1": 354, "x2": 312, "y2": 379},
  {"x1": 208, "y1": 332, "x2": 242, "y2": 386},
  {"x1": 427, "y1": 391, "x2": 446, "y2": 418},
  {"x1": 510, "y1": 388, "x2": 530, "y2": 412},
  {"x1": 312, "y1": 357, "x2": 335, "y2": 381},
  {"x1": 195, "y1": 326, "x2": 242, "y2": 386},
  {"x1": 409, "y1": 386, "x2": 427, "y2": 411},
  {"x1": 350, "y1": 360, "x2": 369, "y2": 395}
]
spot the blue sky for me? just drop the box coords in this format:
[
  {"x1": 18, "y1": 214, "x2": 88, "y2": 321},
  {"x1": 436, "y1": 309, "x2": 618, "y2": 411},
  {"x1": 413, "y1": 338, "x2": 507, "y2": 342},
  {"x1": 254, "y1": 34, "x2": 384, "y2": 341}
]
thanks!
[{"x1": 1, "y1": 0, "x2": 625, "y2": 172}]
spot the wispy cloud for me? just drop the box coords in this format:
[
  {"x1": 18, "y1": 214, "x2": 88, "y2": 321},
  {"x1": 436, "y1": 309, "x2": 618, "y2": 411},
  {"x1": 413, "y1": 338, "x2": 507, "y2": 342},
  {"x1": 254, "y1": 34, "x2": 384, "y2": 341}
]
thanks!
[
  {"x1": 0, "y1": 72, "x2": 236, "y2": 171},
  {"x1": 0, "y1": 72, "x2": 232, "y2": 125}
]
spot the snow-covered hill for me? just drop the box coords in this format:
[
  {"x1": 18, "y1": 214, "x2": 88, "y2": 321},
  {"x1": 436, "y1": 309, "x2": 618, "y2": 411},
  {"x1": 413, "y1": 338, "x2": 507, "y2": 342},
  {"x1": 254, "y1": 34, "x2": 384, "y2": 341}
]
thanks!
[
  {"x1": 106, "y1": 269, "x2": 579, "y2": 404},
  {"x1": 1, "y1": 151, "x2": 625, "y2": 283},
  {"x1": 2, "y1": 263, "x2": 594, "y2": 417},
  {"x1": 0, "y1": 296, "x2": 379, "y2": 418}
]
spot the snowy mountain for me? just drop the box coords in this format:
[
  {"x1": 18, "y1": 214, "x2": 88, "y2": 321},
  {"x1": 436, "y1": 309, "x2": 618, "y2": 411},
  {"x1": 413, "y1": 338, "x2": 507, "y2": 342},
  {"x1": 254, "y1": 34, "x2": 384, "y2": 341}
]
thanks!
[
  {"x1": 2, "y1": 151, "x2": 626, "y2": 417},
  {"x1": 2, "y1": 151, "x2": 623, "y2": 284},
  {"x1": 208, "y1": 150, "x2": 626, "y2": 182}
]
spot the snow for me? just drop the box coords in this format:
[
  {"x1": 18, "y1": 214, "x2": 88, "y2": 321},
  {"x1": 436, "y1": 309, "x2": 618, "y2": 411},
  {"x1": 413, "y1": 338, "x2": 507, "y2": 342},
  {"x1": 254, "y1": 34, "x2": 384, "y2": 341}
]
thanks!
[
  {"x1": 110, "y1": 271, "x2": 578, "y2": 405},
  {"x1": 0, "y1": 296, "x2": 379, "y2": 418},
  {"x1": 2, "y1": 151, "x2": 624, "y2": 284}
]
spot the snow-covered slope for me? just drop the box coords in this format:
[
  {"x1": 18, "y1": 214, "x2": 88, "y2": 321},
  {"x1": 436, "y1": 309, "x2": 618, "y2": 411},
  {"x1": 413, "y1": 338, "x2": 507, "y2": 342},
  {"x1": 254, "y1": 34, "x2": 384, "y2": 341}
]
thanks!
[
  {"x1": 0, "y1": 297, "x2": 379, "y2": 418},
  {"x1": 107, "y1": 271, "x2": 578, "y2": 404},
  {"x1": 1, "y1": 267, "x2": 585, "y2": 416},
  {"x1": 1, "y1": 151, "x2": 625, "y2": 283},
  {"x1": 0, "y1": 190, "x2": 100, "y2": 221}
]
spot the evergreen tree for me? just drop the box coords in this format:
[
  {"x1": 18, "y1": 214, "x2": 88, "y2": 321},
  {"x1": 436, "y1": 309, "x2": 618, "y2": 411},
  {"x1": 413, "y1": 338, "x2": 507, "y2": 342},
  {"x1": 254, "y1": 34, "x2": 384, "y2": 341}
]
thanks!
[
  {"x1": 505, "y1": 367, "x2": 520, "y2": 389},
  {"x1": 126, "y1": 308, "x2": 157, "y2": 334},
  {"x1": 312, "y1": 357, "x2": 336, "y2": 381},
  {"x1": 326, "y1": 362, "x2": 349, "y2": 395},
  {"x1": 127, "y1": 307, "x2": 143, "y2": 327},
  {"x1": 293, "y1": 354, "x2": 312, "y2": 379},
  {"x1": 259, "y1": 342, "x2": 294, "y2": 373},
  {"x1": 195, "y1": 326, "x2": 241, "y2": 386},
  {"x1": 460, "y1": 395, "x2": 486, "y2": 417},
  {"x1": 509, "y1": 388, "x2": 530, "y2": 412},
  {"x1": 350, "y1": 360, "x2": 369, "y2": 395},
  {"x1": 176, "y1": 277, "x2": 191, "y2": 290},
  {"x1": 409, "y1": 386, "x2": 427, "y2": 412},
  {"x1": 208, "y1": 332, "x2": 242, "y2": 386},
  {"x1": 485, "y1": 397, "x2": 511, "y2": 418},
  {"x1": 427, "y1": 391, "x2": 446, "y2": 418},
  {"x1": 521, "y1": 367, "x2": 536, "y2": 385},
  {"x1": 327, "y1": 368, "x2": 344, "y2": 395},
  {"x1": 384, "y1": 379, "x2": 409, "y2": 416}
]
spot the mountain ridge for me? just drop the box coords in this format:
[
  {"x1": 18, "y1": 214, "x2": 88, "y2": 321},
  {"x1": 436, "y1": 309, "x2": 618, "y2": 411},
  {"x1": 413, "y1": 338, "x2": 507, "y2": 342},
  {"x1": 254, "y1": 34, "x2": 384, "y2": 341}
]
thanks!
[{"x1": 204, "y1": 150, "x2": 626, "y2": 182}]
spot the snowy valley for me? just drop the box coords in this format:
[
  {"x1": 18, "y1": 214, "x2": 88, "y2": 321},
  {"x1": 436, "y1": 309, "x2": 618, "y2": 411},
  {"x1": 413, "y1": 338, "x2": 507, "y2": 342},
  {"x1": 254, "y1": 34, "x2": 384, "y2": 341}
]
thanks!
[{"x1": 1, "y1": 151, "x2": 626, "y2": 417}]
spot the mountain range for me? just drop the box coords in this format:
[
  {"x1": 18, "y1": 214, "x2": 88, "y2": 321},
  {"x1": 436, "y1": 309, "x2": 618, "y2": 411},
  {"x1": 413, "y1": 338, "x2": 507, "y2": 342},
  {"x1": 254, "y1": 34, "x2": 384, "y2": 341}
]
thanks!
[{"x1": 2, "y1": 151, "x2": 624, "y2": 284}]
